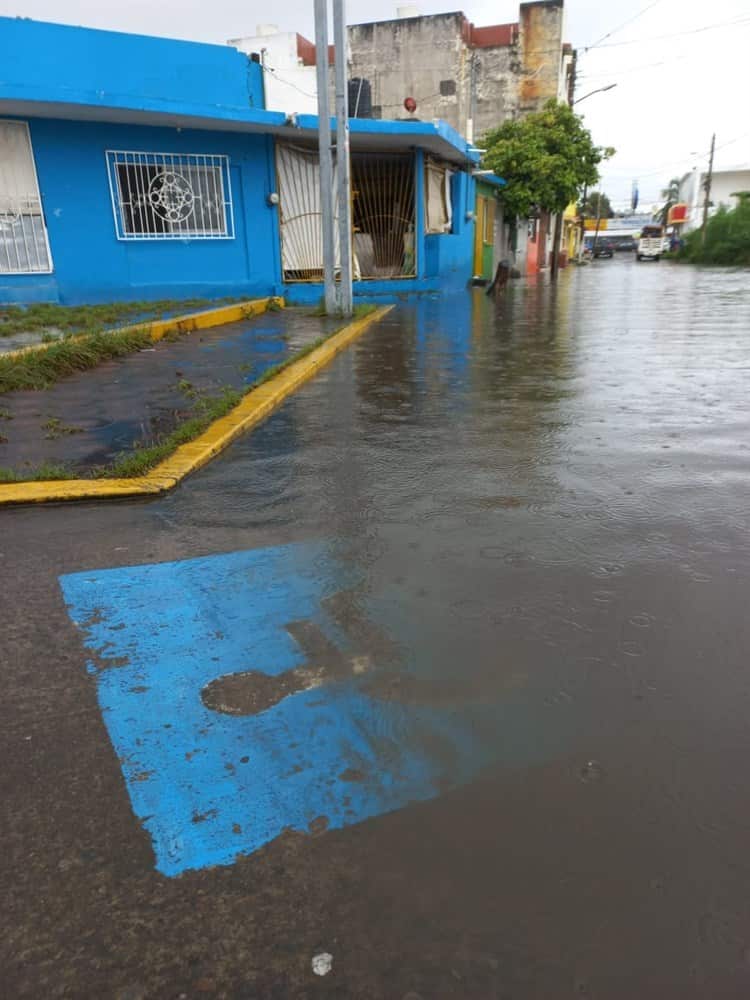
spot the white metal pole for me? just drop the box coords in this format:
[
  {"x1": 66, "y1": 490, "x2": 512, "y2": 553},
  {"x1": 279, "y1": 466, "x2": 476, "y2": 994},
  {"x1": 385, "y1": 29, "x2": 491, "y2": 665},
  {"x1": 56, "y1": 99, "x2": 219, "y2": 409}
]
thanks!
[
  {"x1": 333, "y1": 0, "x2": 353, "y2": 316},
  {"x1": 314, "y1": 0, "x2": 337, "y2": 314}
]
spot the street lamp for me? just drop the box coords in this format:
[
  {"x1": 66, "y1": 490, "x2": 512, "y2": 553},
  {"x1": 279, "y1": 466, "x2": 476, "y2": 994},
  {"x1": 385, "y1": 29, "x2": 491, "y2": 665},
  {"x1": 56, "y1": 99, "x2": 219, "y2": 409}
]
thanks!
[
  {"x1": 572, "y1": 82, "x2": 617, "y2": 262},
  {"x1": 573, "y1": 83, "x2": 617, "y2": 106}
]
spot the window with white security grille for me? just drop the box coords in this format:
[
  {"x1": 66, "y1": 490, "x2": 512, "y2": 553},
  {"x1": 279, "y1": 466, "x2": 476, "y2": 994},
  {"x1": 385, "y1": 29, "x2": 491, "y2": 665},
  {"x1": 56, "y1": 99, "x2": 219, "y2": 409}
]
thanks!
[
  {"x1": 0, "y1": 120, "x2": 53, "y2": 274},
  {"x1": 106, "y1": 151, "x2": 235, "y2": 240}
]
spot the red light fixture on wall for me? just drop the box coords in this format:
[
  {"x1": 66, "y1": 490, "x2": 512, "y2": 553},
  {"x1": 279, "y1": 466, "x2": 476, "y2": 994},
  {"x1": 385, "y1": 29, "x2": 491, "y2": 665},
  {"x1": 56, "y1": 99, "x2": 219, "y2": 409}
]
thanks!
[{"x1": 403, "y1": 96, "x2": 417, "y2": 113}]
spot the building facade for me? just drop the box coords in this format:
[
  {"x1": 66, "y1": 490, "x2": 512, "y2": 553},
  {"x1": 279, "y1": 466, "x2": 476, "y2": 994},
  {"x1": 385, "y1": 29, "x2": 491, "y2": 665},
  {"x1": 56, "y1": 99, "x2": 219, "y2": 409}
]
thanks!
[
  {"x1": 345, "y1": 2, "x2": 574, "y2": 141},
  {"x1": 225, "y1": 5, "x2": 573, "y2": 278},
  {"x1": 228, "y1": 26, "x2": 320, "y2": 117},
  {"x1": 341, "y1": 2, "x2": 573, "y2": 276},
  {"x1": 0, "y1": 17, "x2": 485, "y2": 306},
  {"x1": 678, "y1": 167, "x2": 750, "y2": 232}
]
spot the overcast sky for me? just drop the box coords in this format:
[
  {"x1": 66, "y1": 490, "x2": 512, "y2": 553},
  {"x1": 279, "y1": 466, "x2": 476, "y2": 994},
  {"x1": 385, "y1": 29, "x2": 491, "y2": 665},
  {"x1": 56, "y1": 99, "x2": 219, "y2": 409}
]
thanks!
[{"x1": 2, "y1": 0, "x2": 748, "y2": 209}]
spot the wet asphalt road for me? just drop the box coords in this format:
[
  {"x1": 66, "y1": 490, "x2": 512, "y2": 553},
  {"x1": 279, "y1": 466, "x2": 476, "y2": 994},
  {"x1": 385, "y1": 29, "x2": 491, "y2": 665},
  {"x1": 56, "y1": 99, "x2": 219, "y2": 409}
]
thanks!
[{"x1": 4, "y1": 257, "x2": 750, "y2": 998}]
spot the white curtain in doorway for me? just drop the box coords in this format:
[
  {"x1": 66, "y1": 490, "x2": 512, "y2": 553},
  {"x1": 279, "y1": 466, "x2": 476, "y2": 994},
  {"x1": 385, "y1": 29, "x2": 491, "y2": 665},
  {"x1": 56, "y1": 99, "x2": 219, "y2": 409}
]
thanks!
[
  {"x1": 0, "y1": 120, "x2": 52, "y2": 273},
  {"x1": 424, "y1": 159, "x2": 453, "y2": 234},
  {"x1": 276, "y1": 142, "x2": 340, "y2": 277}
]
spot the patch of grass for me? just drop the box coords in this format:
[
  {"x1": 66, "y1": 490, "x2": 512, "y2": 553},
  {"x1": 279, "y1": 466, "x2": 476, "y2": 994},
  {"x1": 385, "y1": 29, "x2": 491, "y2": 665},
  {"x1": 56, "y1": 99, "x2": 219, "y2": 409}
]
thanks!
[
  {"x1": 97, "y1": 389, "x2": 243, "y2": 479},
  {"x1": 0, "y1": 305, "x2": 383, "y2": 483},
  {"x1": 307, "y1": 301, "x2": 376, "y2": 320},
  {"x1": 177, "y1": 378, "x2": 200, "y2": 399},
  {"x1": 0, "y1": 326, "x2": 157, "y2": 393},
  {"x1": 0, "y1": 297, "x2": 274, "y2": 395},
  {"x1": 0, "y1": 409, "x2": 12, "y2": 420},
  {"x1": 41, "y1": 417, "x2": 84, "y2": 440},
  {"x1": 353, "y1": 303, "x2": 377, "y2": 320},
  {"x1": 307, "y1": 298, "x2": 328, "y2": 318},
  {"x1": 98, "y1": 318, "x2": 373, "y2": 479},
  {"x1": 0, "y1": 462, "x2": 72, "y2": 483},
  {"x1": 0, "y1": 297, "x2": 243, "y2": 339}
]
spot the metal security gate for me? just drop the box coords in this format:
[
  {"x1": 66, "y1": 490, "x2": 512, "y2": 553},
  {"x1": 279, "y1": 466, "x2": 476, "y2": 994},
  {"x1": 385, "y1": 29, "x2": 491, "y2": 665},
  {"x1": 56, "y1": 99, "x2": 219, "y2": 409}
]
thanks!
[
  {"x1": 276, "y1": 143, "x2": 415, "y2": 282},
  {"x1": 0, "y1": 120, "x2": 52, "y2": 274},
  {"x1": 351, "y1": 152, "x2": 415, "y2": 279}
]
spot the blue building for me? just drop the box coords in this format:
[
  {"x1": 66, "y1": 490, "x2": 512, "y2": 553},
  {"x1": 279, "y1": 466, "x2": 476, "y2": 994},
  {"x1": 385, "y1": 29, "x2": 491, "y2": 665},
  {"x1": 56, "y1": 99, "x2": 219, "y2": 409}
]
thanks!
[{"x1": 0, "y1": 17, "x2": 483, "y2": 306}]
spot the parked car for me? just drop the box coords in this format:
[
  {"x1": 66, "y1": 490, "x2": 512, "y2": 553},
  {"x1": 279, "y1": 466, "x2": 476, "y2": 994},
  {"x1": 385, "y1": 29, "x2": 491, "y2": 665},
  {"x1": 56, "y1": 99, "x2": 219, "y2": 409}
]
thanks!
[
  {"x1": 593, "y1": 239, "x2": 615, "y2": 259},
  {"x1": 613, "y1": 236, "x2": 637, "y2": 252}
]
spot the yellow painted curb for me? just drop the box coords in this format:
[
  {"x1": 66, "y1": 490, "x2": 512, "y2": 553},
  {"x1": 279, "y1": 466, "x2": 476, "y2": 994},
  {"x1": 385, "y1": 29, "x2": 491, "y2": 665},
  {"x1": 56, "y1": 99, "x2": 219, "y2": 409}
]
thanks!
[
  {"x1": 1, "y1": 296, "x2": 284, "y2": 361},
  {"x1": 0, "y1": 305, "x2": 393, "y2": 507}
]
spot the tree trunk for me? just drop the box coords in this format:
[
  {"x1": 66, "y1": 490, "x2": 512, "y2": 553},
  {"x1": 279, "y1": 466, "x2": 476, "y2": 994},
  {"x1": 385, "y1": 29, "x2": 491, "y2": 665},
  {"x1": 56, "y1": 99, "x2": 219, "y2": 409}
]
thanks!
[{"x1": 550, "y1": 210, "x2": 563, "y2": 280}]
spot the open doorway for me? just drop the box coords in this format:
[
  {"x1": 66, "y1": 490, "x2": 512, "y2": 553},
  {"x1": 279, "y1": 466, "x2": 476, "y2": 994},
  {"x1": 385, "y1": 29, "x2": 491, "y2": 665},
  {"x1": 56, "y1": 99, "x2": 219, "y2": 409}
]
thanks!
[
  {"x1": 351, "y1": 152, "x2": 415, "y2": 279},
  {"x1": 276, "y1": 142, "x2": 416, "y2": 282}
]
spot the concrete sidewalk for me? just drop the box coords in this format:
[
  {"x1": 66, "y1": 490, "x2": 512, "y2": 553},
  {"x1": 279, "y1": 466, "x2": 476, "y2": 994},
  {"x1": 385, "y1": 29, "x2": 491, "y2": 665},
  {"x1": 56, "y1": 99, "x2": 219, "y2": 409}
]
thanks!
[{"x1": 0, "y1": 308, "x2": 339, "y2": 475}]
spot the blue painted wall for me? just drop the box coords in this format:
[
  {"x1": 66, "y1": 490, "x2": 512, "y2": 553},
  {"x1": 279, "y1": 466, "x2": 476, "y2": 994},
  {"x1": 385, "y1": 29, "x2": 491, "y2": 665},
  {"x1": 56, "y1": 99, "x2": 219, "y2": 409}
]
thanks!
[
  {"x1": 424, "y1": 171, "x2": 476, "y2": 289},
  {"x1": 0, "y1": 17, "x2": 479, "y2": 305},
  {"x1": 0, "y1": 16, "x2": 264, "y2": 115},
  {"x1": 1, "y1": 115, "x2": 475, "y2": 305},
  {"x1": 284, "y1": 162, "x2": 477, "y2": 306},
  {"x1": 0, "y1": 118, "x2": 282, "y2": 304}
]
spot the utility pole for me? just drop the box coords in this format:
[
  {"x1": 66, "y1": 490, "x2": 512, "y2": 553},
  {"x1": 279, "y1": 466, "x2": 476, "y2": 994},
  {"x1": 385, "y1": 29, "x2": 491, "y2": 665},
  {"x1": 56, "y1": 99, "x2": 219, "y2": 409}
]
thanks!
[
  {"x1": 567, "y1": 49, "x2": 577, "y2": 107},
  {"x1": 333, "y1": 0, "x2": 353, "y2": 316},
  {"x1": 701, "y1": 132, "x2": 716, "y2": 246},
  {"x1": 314, "y1": 0, "x2": 337, "y2": 314},
  {"x1": 577, "y1": 181, "x2": 587, "y2": 262},
  {"x1": 550, "y1": 208, "x2": 563, "y2": 279},
  {"x1": 592, "y1": 190, "x2": 602, "y2": 255}
]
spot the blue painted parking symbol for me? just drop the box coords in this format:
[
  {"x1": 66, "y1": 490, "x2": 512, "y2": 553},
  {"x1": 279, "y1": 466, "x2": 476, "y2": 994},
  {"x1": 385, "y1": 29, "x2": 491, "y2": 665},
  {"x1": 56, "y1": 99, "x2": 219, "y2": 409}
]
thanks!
[{"x1": 60, "y1": 541, "x2": 558, "y2": 877}]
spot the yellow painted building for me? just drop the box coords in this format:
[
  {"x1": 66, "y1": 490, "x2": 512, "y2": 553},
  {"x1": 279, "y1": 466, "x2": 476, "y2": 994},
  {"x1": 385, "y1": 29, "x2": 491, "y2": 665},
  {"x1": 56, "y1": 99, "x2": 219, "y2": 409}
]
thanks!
[{"x1": 562, "y1": 202, "x2": 580, "y2": 261}]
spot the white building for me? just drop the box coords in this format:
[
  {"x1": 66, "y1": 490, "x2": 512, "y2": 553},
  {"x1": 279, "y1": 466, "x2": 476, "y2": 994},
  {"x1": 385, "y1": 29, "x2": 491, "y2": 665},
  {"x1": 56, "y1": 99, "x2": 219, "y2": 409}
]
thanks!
[
  {"x1": 678, "y1": 166, "x2": 750, "y2": 232},
  {"x1": 228, "y1": 25, "x2": 319, "y2": 115}
]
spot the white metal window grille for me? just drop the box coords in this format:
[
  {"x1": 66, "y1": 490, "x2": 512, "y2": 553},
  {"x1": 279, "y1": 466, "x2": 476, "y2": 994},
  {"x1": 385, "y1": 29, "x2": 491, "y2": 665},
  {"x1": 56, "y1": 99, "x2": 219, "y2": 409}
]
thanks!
[
  {"x1": 0, "y1": 120, "x2": 53, "y2": 274},
  {"x1": 106, "y1": 151, "x2": 234, "y2": 240}
]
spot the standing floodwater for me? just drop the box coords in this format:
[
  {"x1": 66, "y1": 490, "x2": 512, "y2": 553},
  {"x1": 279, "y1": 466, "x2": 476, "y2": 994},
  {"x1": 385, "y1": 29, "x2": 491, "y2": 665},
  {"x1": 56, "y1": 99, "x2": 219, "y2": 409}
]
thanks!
[{"x1": 5, "y1": 257, "x2": 750, "y2": 998}]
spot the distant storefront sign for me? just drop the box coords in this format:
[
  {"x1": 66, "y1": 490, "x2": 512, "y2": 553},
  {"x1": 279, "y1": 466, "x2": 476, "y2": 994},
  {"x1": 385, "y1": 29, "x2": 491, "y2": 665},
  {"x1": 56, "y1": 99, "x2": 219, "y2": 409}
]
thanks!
[{"x1": 668, "y1": 203, "x2": 688, "y2": 225}]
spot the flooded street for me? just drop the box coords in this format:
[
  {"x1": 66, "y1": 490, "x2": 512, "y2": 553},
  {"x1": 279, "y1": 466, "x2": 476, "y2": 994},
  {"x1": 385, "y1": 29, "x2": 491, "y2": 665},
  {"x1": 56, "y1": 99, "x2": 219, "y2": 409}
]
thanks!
[{"x1": 4, "y1": 258, "x2": 750, "y2": 998}]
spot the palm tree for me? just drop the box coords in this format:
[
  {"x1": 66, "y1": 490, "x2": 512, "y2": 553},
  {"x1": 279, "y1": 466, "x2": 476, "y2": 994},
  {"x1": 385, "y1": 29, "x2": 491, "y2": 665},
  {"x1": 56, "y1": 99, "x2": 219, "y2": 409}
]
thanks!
[{"x1": 659, "y1": 177, "x2": 681, "y2": 225}]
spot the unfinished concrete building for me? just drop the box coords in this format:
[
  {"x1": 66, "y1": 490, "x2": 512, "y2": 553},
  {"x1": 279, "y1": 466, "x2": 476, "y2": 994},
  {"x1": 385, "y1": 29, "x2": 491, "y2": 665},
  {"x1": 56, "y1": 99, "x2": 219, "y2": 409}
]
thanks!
[{"x1": 344, "y1": 2, "x2": 574, "y2": 142}]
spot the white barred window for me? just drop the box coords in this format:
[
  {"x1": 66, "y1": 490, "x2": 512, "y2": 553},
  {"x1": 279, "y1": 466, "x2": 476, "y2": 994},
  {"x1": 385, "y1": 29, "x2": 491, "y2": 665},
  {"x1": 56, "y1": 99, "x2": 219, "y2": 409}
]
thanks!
[{"x1": 106, "y1": 151, "x2": 234, "y2": 240}]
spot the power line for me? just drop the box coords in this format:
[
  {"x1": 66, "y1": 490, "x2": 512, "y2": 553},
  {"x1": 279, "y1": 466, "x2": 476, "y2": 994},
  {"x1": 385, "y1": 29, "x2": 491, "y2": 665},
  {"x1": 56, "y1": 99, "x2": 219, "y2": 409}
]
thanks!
[
  {"x1": 592, "y1": 14, "x2": 750, "y2": 48},
  {"x1": 601, "y1": 133, "x2": 750, "y2": 184},
  {"x1": 584, "y1": 0, "x2": 663, "y2": 51},
  {"x1": 578, "y1": 54, "x2": 690, "y2": 79},
  {"x1": 260, "y1": 62, "x2": 318, "y2": 100},
  {"x1": 713, "y1": 131, "x2": 750, "y2": 155}
]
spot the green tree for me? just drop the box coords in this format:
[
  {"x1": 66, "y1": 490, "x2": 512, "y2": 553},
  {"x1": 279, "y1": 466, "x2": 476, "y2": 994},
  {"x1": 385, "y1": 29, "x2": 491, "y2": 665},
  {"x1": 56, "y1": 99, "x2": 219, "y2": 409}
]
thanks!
[
  {"x1": 658, "y1": 176, "x2": 682, "y2": 226},
  {"x1": 482, "y1": 100, "x2": 613, "y2": 220},
  {"x1": 581, "y1": 190, "x2": 614, "y2": 219},
  {"x1": 680, "y1": 192, "x2": 750, "y2": 266}
]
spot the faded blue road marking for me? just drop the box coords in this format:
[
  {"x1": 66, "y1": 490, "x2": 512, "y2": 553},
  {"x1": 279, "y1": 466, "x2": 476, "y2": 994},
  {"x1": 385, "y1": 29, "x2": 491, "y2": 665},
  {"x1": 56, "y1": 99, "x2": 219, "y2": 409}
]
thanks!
[{"x1": 60, "y1": 541, "x2": 559, "y2": 877}]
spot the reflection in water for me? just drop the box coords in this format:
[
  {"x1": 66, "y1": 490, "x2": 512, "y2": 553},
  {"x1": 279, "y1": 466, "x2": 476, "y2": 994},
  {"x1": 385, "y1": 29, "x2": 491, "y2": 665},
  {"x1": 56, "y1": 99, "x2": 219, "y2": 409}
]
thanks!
[{"x1": 47, "y1": 258, "x2": 750, "y2": 989}]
